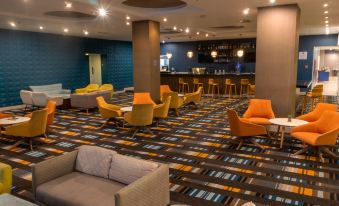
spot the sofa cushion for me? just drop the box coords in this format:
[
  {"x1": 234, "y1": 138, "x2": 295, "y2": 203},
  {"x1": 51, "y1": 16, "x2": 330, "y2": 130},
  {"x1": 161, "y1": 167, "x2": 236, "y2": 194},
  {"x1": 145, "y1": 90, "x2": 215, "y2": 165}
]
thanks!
[
  {"x1": 109, "y1": 154, "x2": 158, "y2": 184},
  {"x1": 76, "y1": 145, "x2": 115, "y2": 178},
  {"x1": 36, "y1": 172, "x2": 125, "y2": 206}
]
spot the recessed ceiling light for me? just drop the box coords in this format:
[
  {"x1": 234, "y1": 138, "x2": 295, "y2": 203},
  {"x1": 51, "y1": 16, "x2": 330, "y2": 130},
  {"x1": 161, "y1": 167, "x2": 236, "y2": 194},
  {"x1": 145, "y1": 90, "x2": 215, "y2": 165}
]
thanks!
[
  {"x1": 83, "y1": 30, "x2": 89, "y2": 35},
  {"x1": 185, "y1": 27, "x2": 190, "y2": 33},
  {"x1": 9, "y1": 22, "x2": 16, "y2": 27},
  {"x1": 126, "y1": 16, "x2": 130, "y2": 20},
  {"x1": 325, "y1": 16, "x2": 329, "y2": 19},
  {"x1": 325, "y1": 28, "x2": 330, "y2": 34},
  {"x1": 162, "y1": 40, "x2": 165, "y2": 44},
  {"x1": 243, "y1": 8, "x2": 250, "y2": 15},
  {"x1": 63, "y1": 28, "x2": 69, "y2": 33},
  {"x1": 325, "y1": 20, "x2": 329, "y2": 24},
  {"x1": 65, "y1": 2, "x2": 72, "y2": 8},
  {"x1": 39, "y1": 26, "x2": 44, "y2": 30},
  {"x1": 205, "y1": 33, "x2": 209, "y2": 37},
  {"x1": 98, "y1": 8, "x2": 107, "y2": 17},
  {"x1": 173, "y1": 26, "x2": 177, "y2": 30},
  {"x1": 163, "y1": 17, "x2": 167, "y2": 22},
  {"x1": 179, "y1": 28, "x2": 183, "y2": 32},
  {"x1": 323, "y1": 3, "x2": 328, "y2": 7},
  {"x1": 126, "y1": 22, "x2": 130, "y2": 26},
  {"x1": 269, "y1": 0, "x2": 276, "y2": 3},
  {"x1": 325, "y1": 24, "x2": 329, "y2": 27},
  {"x1": 196, "y1": 31, "x2": 200, "y2": 35},
  {"x1": 324, "y1": 11, "x2": 328, "y2": 14}
]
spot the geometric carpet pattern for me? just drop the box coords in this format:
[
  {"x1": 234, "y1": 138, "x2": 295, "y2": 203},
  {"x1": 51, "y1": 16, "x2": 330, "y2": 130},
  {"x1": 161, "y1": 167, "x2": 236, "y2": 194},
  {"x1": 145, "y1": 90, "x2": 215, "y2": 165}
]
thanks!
[{"x1": 0, "y1": 93, "x2": 338, "y2": 206}]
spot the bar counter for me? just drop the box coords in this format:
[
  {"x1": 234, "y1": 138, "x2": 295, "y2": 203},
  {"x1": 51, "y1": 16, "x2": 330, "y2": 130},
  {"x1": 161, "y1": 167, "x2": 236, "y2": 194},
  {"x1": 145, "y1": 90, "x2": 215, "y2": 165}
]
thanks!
[{"x1": 161, "y1": 72, "x2": 255, "y2": 95}]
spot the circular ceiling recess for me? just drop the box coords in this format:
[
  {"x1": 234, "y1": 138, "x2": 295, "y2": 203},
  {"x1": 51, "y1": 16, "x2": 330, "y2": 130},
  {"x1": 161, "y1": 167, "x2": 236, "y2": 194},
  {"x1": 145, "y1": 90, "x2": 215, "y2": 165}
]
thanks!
[
  {"x1": 122, "y1": 0, "x2": 187, "y2": 9},
  {"x1": 44, "y1": 11, "x2": 96, "y2": 19}
]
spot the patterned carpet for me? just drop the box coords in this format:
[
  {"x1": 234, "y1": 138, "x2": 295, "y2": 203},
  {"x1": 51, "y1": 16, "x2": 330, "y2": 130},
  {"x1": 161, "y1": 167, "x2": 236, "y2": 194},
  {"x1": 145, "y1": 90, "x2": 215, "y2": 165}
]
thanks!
[{"x1": 0, "y1": 93, "x2": 339, "y2": 206}]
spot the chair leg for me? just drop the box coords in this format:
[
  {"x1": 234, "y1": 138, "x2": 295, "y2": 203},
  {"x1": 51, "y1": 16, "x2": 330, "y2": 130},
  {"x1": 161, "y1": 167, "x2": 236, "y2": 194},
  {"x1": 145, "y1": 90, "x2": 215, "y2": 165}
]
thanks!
[
  {"x1": 144, "y1": 127, "x2": 154, "y2": 136},
  {"x1": 250, "y1": 138, "x2": 265, "y2": 150},
  {"x1": 131, "y1": 127, "x2": 140, "y2": 138},
  {"x1": 99, "y1": 120, "x2": 109, "y2": 129},
  {"x1": 317, "y1": 147, "x2": 324, "y2": 163},
  {"x1": 8, "y1": 140, "x2": 25, "y2": 150},
  {"x1": 29, "y1": 139, "x2": 33, "y2": 151},
  {"x1": 321, "y1": 147, "x2": 338, "y2": 159},
  {"x1": 292, "y1": 146, "x2": 311, "y2": 156},
  {"x1": 236, "y1": 139, "x2": 244, "y2": 150},
  {"x1": 174, "y1": 108, "x2": 180, "y2": 116}
]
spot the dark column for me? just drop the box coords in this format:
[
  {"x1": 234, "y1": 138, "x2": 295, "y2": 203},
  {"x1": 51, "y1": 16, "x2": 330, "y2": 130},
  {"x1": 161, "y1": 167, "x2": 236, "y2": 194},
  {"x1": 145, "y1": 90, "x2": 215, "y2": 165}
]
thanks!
[
  {"x1": 255, "y1": 4, "x2": 300, "y2": 116},
  {"x1": 132, "y1": 20, "x2": 160, "y2": 101}
]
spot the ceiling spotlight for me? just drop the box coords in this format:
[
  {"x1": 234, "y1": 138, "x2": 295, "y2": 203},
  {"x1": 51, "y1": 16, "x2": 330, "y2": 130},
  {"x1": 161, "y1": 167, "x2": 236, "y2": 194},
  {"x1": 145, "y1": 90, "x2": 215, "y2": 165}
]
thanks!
[
  {"x1": 269, "y1": 0, "x2": 276, "y2": 3},
  {"x1": 162, "y1": 40, "x2": 166, "y2": 44},
  {"x1": 126, "y1": 22, "x2": 130, "y2": 26},
  {"x1": 325, "y1": 20, "x2": 329, "y2": 24},
  {"x1": 325, "y1": 24, "x2": 329, "y2": 27},
  {"x1": 98, "y1": 8, "x2": 107, "y2": 17},
  {"x1": 185, "y1": 28, "x2": 190, "y2": 33},
  {"x1": 324, "y1": 11, "x2": 328, "y2": 14},
  {"x1": 126, "y1": 16, "x2": 130, "y2": 20},
  {"x1": 211, "y1": 50, "x2": 218, "y2": 58},
  {"x1": 65, "y1": 2, "x2": 72, "y2": 8},
  {"x1": 83, "y1": 30, "x2": 89, "y2": 35},
  {"x1": 205, "y1": 33, "x2": 209, "y2": 37},
  {"x1": 325, "y1": 28, "x2": 330, "y2": 34},
  {"x1": 323, "y1": 3, "x2": 328, "y2": 7},
  {"x1": 63, "y1": 28, "x2": 69, "y2": 33},
  {"x1": 179, "y1": 28, "x2": 183, "y2": 32},
  {"x1": 187, "y1": 51, "x2": 193, "y2": 58},
  {"x1": 325, "y1": 16, "x2": 329, "y2": 19},
  {"x1": 39, "y1": 26, "x2": 44, "y2": 30},
  {"x1": 9, "y1": 22, "x2": 16, "y2": 27},
  {"x1": 163, "y1": 17, "x2": 167, "y2": 22},
  {"x1": 196, "y1": 31, "x2": 200, "y2": 35},
  {"x1": 173, "y1": 26, "x2": 177, "y2": 30},
  {"x1": 243, "y1": 8, "x2": 250, "y2": 15}
]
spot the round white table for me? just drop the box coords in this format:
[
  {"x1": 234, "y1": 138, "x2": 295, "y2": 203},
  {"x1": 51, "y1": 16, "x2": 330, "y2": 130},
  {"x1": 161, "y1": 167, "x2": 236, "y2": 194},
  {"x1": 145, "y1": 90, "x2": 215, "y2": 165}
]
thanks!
[
  {"x1": 269, "y1": 118, "x2": 308, "y2": 148},
  {"x1": 120, "y1": 106, "x2": 132, "y2": 112},
  {"x1": 178, "y1": 94, "x2": 184, "y2": 97},
  {"x1": 0, "y1": 116, "x2": 30, "y2": 126}
]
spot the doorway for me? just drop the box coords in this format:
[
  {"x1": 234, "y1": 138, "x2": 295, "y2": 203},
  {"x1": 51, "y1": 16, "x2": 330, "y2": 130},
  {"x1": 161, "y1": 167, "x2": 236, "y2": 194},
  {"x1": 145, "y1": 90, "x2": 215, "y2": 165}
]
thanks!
[{"x1": 88, "y1": 54, "x2": 102, "y2": 85}]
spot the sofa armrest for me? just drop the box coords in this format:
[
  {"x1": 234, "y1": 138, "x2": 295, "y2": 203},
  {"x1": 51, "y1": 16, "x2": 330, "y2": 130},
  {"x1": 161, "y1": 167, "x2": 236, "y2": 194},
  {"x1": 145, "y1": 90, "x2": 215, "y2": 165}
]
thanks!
[
  {"x1": 115, "y1": 164, "x2": 170, "y2": 206},
  {"x1": 32, "y1": 151, "x2": 78, "y2": 200},
  {"x1": 60, "y1": 89, "x2": 71, "y2": 94}
]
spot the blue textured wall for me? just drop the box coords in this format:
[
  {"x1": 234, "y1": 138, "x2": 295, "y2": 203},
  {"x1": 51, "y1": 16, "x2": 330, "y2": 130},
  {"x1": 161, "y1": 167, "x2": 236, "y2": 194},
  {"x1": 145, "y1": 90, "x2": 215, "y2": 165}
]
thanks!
[
  {"x1": 162, "y1": 35, "x2": 339, "y2": 81},
  {"x1": 161, "y1": 39, "x2": 256, "y2": 73},
  {"x1": 0, "y1": 29, "x2": 133, "y2": 107}
]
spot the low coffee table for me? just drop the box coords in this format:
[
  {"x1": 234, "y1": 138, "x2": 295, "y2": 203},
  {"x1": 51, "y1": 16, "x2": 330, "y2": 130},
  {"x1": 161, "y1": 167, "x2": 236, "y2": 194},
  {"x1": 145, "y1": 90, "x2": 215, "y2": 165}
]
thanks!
[
  {"x1": 0, "y1": 193, "x2": 37, "y2": 206},
  {"x1": 269, "y1": 118, "x2": 308, "y2": 148},
  {"x1": 0, "y1": 116, "x2": 30, "y2": 130}
]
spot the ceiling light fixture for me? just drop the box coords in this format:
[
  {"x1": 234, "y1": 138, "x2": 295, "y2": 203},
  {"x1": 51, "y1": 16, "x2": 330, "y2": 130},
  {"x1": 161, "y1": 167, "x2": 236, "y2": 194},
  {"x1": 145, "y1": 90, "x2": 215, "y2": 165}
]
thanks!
[
  {"x1": 187, "y1": 51, "x2": 193, "y2": 58},
  {"x1": 325, "y1": 16, "x2": 329, "y2": 19},
  {"x1": 325, "y1": 20, "x2": 329, "y2": 24},
  {"x1": 323, "y1": 3, "x2": 328, "y2": 7},
  {"x1": 205, "y1": 33, "x2": 209, "y2": 37},
  {"x1": 166, "y1": 52, "x2": 172, "y2": 59},
  {"x1": 325, "y1": 24, "x2": 329, "y2": 27},
  {"x1": 237, "y1": 50, "x2": 244, "y2": 58},
  {"x1": 269, "y1": 0, "x2": 276, "y2": 3},
  {"x1": 325, "y1": 28, "x2": 330, "y2": 35},
  {"x1": 324, "y1": 11, "x2": 328, "y2": 14},
  {"x1": 243, "y1": 8, "x2": 250, "y2": 15},
  {"x1": 185, "y1": 27, "x2": 190, "y2": 33},
  {"x1": 98, "y1": 8, "x2": 107, "y2": 17},
  {"x1": 211, "y1": 50, "x2": 218, "y2": 58},
  {"x1": 126, "y1": 16, "x2": 130, "y2": 20},
  {"x1": 63, "y1": 28, "x2": 69, "y2": 33},
  {"x1": 163, "y1": 17, "x2": 167, "y2": 22},
  {"x1": 39, "y1": 26, "x2": 44, "y2": 30},
  {"x1": 173, "y1": 26, "x2": 177, "y2": 30},
  {"x1": 9, "y1": 22, "x2": 16, "y2": 27},
  {"x1": 162, "y1": 40, "x2": 165, "y2": 44},
  {"x1": 196, "y1": 31, "x2": 200, "y2": 35},
  {"x1": 126, "y1": 22, "x2": 130, "y2": 26},
  {"x1": 83, "y1": 30, "x2": 89, "y2": 35},
  {"x1": 65, "y1": 2, "x2": 72, "y2": 8}
]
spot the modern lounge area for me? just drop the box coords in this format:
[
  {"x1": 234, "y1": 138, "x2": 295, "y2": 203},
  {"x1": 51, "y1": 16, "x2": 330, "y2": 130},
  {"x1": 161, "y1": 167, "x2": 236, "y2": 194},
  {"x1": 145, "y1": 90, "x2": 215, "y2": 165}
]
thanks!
[{"x1": 0, "y1": 1, "x2": 339, "y2": 206}]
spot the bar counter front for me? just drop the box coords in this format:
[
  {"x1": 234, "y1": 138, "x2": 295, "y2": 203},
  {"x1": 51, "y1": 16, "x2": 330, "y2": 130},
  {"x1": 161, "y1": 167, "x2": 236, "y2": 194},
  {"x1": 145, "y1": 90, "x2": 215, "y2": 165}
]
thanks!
[{"x1": 161, "y1": 73, "x2": 255, "y2": 95}]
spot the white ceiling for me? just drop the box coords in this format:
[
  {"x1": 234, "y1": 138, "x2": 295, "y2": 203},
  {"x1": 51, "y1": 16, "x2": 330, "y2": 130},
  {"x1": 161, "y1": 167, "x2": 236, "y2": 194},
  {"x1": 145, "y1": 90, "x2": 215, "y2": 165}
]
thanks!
[{"x1": 0, "y1": 0, "x2": 338, "y2": 42}]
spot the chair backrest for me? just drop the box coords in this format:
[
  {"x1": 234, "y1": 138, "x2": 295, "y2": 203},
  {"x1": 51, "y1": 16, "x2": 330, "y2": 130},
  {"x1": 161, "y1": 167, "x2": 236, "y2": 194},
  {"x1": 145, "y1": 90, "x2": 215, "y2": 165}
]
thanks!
[
  {"x1": 316, "y1": 111, "x2": 339, "y2": 134},
  {"x1": 99, "y1": 84, "x2": 113, "y2": 91},
  {"x1": 46, "y1": 100, "x2": 56, "y2": 125},
  {"x1": 162, "y1": 92, "x2": 182, "y2": 108},
  {"x1": 157, "y1": 96, "x2": 172, "y2": 118},
  {"x1": 28, "y1": 109, "x2": 48, "y2": 136},
  {"x1": 193, "y1": 78, "x2": 200, "y2": 84},
  {"x1": 160, "y1": 85, "x2": 173, "y2": 96},
  {"x1": 208, "y1": 78, "x2": 215, "y2": 84},
  {"x1": 20, "y1": 90, "x2": 33, "y2": 105},
  {"x1": 227, "y1": 109, "x2": 242, "y2": 136},
  {"x1": 32, "y1": 92, "x2": 48, "y2": 107},
  {"x1": 244, "y1": 99, "x2": 275, "y2": 119},
  {"x1": 225, "y1": 79, "x2": 232, "y2": 85},
  {"x1": 299, "y1": 103, "x2": 337, "y2": 122},
  {"x1": 133, "y1": 93, "x2": 156, "y2": 105},
  {"x1": 86, "y1": 84, "x2": 99, "y2": 90},
  {"x1": 241, "y1": 79, "x2": 249, "y2": 85},
  {"x1": 130, "y1": 104, "x2": 154, "y2": 126}
]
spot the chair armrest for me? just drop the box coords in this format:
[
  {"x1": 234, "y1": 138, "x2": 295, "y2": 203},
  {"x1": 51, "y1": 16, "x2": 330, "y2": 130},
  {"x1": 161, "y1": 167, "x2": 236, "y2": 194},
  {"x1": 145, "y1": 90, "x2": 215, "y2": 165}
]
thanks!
[
  {"x1": 315, "y1": 127, "x2": 339, "y2": 146},
  {"x1": 32, "y1": 151, "x2": 78, "y2": 200},
  {"x1": 239, "y1": 120, "x2": 267, "y2": 136},
  {"x1": 75, "y1": 88, "x2": 87, "y2": 94},
  {"x1": 0, "y1": 163, "x2": 12, "y2": 193},
  {"x1": 60, "y1": 89, "x2": 71, "y2": 94},
  {"x1": 291, "y1": 122, "x2": 318, "y2": 133},
  {"x1": 115, "y1": 164, "x2": 170, "y2": 206}
]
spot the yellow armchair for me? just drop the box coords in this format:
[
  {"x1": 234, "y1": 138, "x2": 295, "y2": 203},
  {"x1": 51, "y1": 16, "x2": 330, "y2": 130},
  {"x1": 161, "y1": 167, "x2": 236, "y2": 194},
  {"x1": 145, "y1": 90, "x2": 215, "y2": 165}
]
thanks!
[
  {"x1": 99, "y1": 84, "x2": 114, "y2": 98},
  {"x1": 124, "y1": 104, "x2": 154, "y2": 138},
  {"x1": 0, "y1": 162, "x2": 12, "y2": 194},
  {"x1": 1, "y1": 109, "x2": 48, "y2": 150},
  {"x1": 75, "y1": 84, "x2": 99, "y2": 94},
  {"x1": 96, "y1": 96, "x2": 122, "y2": 128},
  {"x1": 183, "y1": 87, "x2": 203, "y2": 107},
  {"x1": 153, "y1": 96, "x2": 171, "y2": 126},
  {"x1": 162, "y1": 92, "x2": 184, "y2": 116}
]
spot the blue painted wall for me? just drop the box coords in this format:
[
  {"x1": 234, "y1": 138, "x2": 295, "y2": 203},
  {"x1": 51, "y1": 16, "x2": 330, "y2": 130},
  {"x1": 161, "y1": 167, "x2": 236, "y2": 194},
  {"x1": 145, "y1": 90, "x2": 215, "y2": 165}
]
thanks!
[
  {"x1": 0, "y1": 29, "x2": 133, "y2": 107},
  {"x1": 162, "y1": 34, "x2": 339, "y2": 80},
  {"x1": 161, "y1": 39, "x2": 256, "y2": 73}
]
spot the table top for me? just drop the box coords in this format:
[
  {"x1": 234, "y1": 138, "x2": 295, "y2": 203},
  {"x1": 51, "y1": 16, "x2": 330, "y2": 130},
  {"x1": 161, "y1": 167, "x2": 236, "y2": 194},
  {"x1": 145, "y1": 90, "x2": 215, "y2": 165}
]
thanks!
[
  {"x1": 269, "y1": 118, "x2": 308, "y2": 127},
  {"x1": 0, "y1": 116, "x2": 30, "y2": 125},
  {"x1": 178, "y1": 94, "x2": 184, "y2": 97},
  {"x1": 0, "y1": 194, "x2": 38, "y2": 206},
  {"x1": 120, "y1": 106, "x2": 132, "y2": 112}
]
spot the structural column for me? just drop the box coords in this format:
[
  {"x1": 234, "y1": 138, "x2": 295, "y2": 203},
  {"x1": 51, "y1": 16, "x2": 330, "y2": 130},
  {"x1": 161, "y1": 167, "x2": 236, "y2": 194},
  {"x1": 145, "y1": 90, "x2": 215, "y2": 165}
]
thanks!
[
  {"x1": 132, "y1": 20, "x2": 160, "y2": 101},
  {"x1": 255, "y1": 4, "x2": 300, "y2": 116}
]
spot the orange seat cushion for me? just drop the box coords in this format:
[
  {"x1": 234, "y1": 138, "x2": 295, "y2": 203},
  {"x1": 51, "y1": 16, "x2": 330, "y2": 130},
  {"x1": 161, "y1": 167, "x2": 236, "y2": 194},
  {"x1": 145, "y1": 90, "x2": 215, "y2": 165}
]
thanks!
[
  {"x1": 240, "y1": 117, "x2": 271, "y2": 125},
  {"x1": 291, "y1": 132, "x2": 321, "y2": 146}
]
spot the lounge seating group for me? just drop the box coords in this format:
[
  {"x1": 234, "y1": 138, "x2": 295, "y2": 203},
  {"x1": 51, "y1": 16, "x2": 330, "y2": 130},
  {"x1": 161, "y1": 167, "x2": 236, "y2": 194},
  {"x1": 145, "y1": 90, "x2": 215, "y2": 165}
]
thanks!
[
  {"x1": 75, "y1": 84, "x2": 114, "y2": 95},
  {"x1": 32, "y1": 145, "x2": 170, "y2": 206}
]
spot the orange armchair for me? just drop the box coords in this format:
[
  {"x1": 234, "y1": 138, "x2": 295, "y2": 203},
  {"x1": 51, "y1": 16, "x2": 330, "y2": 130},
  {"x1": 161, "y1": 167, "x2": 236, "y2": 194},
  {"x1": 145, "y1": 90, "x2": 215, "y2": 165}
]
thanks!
[
  {"x1": 291, "y1": 111, "x2": 339, "y2": 162},
  {"x1": 0, "y1": 113, "x2": 12, "y2": 119},
  {"x1": 297, "y1": 103, "x2": 337, "y2": 122},
  {"x1": 133, "y1": 93, "x2": 156, "y2": 106},
  {"x1": 227, "y1": 109, "x2": 267, "y2": 150},
  {"x1": 241, "y1": 99, "x2": 275, "y2": 125},
  {"x1": 160, "y1": 85, "x2": 173, "y2": 97}
]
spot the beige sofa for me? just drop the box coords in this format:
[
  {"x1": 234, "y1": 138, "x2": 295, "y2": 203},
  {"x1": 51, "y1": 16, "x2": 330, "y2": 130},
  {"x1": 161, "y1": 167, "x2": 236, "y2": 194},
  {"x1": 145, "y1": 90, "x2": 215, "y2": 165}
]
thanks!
[
  {"x1": 32, "y1": 145, "x2": 170, "y2": 206},
  {"x1": 71, "y1": 90, "x2": 111, "y2": 112}
]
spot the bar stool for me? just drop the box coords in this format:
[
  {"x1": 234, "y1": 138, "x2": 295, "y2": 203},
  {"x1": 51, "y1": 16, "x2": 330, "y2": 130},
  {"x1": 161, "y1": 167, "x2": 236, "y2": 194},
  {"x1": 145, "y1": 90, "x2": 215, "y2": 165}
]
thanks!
[
  {"x1": 301, "y1": 85, "x2": 323, "y2": 114},
  {"x1": 208, "y1": 78, "x2": 220, "y2": 98},
  {"x1": 193, "y1": 78, "x2": 204, "y2": 94},
  {"x1": 240, "y1": 79, "x2": 250, "y2": 98},
  {"x1": 248, "y1": 84, "x2": 255, "y2": 98},
  {"x1": 224, "y1": 79, "x2": 236, "y2": 98},
  {"x1": 178, "y1": 78, "x2": 190, "y2": 94}
]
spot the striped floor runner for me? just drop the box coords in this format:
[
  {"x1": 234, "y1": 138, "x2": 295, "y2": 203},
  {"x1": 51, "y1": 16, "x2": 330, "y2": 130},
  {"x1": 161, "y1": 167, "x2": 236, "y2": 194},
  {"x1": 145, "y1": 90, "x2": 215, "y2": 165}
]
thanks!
[{"x1": 0, "y1": 94, "x2": 338, "y2": 206}]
